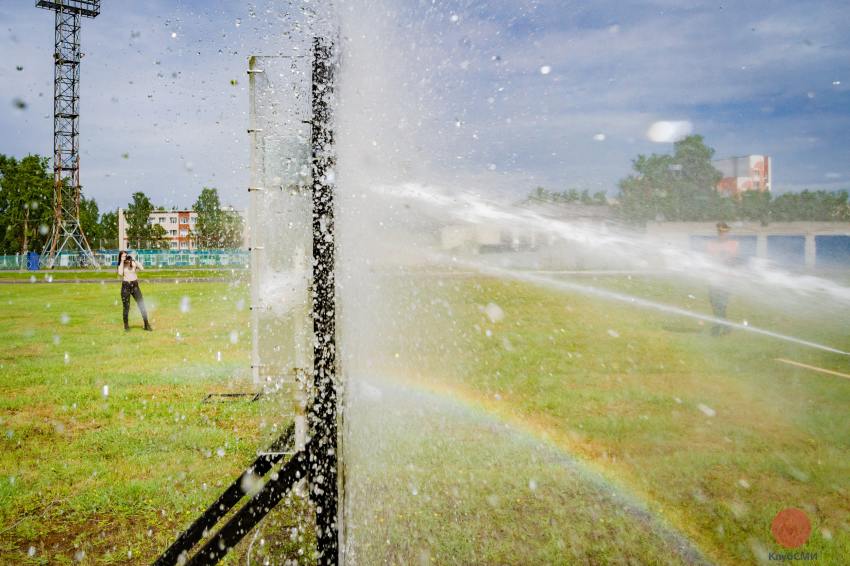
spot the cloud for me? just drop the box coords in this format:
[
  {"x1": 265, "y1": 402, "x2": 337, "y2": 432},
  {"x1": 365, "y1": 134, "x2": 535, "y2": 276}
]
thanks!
[
  {"x1": 363, "y1": 0, "x2": 850, "y2": 192},
  {"x1": 1, "y1": 0, "x2": 267, "y2": 210},
  {"x1": 1, "y1": 0, "x2": 849, "y2": 212},
  {"x1": 647, "y1": 121, "x2": 694, "y2": 143}
]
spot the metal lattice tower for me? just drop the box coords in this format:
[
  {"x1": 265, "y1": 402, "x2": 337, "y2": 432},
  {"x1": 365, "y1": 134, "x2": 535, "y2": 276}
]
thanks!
[{"x1": 36, "y1": 1, "x2": 101, "y2": 268}]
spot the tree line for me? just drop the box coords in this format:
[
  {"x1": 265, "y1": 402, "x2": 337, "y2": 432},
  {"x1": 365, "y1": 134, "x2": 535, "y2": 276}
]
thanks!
[
  {"x1": 122, "y1": 187, "x2": 243, "y2": 250},
  {"x1": 525, "y1": 186, "x2": 608, "y2": 206},
  {"x1": 0, "y1": 153, "x2": 243, "y2": 254},
  {"x1": 0, "y1": 154, "x2": 116, "y2": 254},
  {"x1": 527, "y1": 135, "x2": 850, "y2": 225},
  {"x1": 616, "y1": 135, "x2": 850, "y2": 224}
]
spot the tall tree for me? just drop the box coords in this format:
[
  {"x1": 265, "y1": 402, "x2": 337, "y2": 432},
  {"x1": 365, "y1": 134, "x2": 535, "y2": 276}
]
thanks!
[
  {"x1": 124, "y1": 191, "x2": 167, "y2": 249},
  {"x1": 193, "y1": 187, "x2": 244, "y2": 249},
  {"x1": 79, "y1": 195, "x2": 100, "y2": 249},
  {"x1": 220, "y1": 207, "x2": 245, "y2": 249},
  {"x1": 98, "y1": 210, "x2": 119, "y2": 249},
  {"x1": 193, "y1": 187, "x2": 223, "y2": 248},
  {"x1": 617, "y1": 137, "x2": 849, "y2": 224},
  {"x1": 125, "y1": 192, "x2": 154, "y2": 249},
  {"x1": 617, "y1": 135, "x2": 728, "y2": 223},
  {"x1": 0, "y1": 154, "x2": 54, "y2": 255},
  {"x1": 149, "y1": 223, "x2": 170, "y2": 250}
]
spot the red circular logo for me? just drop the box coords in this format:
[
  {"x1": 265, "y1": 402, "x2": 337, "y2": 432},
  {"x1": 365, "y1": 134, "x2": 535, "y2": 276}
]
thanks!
[{"x1": 771, "y1": 508, "x2": 811, "y2": 548}]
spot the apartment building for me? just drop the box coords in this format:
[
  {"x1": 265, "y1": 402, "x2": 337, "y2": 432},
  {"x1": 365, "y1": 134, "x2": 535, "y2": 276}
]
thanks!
[{"x1": 117, "y1": 209, "x2": 198, "y2": 250}]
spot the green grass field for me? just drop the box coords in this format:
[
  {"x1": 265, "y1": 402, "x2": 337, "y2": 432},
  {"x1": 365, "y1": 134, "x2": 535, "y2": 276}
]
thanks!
[
  {"x1": 1, "y1": 272, "x2": 849, "y2": 564},
  {"x1": 0, "y1": 267, "x2": 246, "y2": 282},
  {"x1": 362, "y1": 272, "x2": 850, "y2": 564},
  {"x1": 0, "y1": 278, "x2": 308, "y2": 565}
]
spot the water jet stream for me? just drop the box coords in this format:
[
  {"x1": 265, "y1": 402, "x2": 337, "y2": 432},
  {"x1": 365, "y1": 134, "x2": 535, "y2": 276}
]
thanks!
[
  {"x1": 439, "y1": 255, "x2": 850, "y2": 357},
  {"x1": 375, "y1": 183, "x2": 850, "y2": 307}
]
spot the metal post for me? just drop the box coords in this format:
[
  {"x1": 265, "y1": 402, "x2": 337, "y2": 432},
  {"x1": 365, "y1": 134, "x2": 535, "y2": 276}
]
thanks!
[
  {"x1": 309, "y1": 35, "x2": 340, "y2": 566},
  {"x1": 35, "y1": 1, "x2": 100, "y2": 268},
  {"x1": 153, "y1": 38, "x2": 341, "y2": 566},
  {"x1": 247, "y1": 56, "x2": 263, "y2": 387}
]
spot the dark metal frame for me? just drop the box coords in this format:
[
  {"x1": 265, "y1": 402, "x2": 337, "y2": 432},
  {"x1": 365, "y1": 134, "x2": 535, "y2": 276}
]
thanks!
[
  {"x1": 154, "y1": 426, "x2": 295, "y2": 566},
  {"x1": 153, "y1": 36, "x2": 340, "y2": 566},
  {"x1": 36, "y1": 1, "x2": 101, "y2": 18},
  {"x1": 183, "y1": 450, "x2": 308, "y2": 565},
  {"x1": 307, "y1": 35, "x2": 340, "y2": 565},
  {"x1": 35, "y1": 0, "x2": 100, "y2": 268}
]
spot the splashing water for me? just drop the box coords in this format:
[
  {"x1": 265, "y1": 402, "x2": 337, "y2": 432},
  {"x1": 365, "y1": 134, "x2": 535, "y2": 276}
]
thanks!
[
  {"x1": 236, "y1": 1, "x2": 850, "y2": 563},
  {"x1": 374, "y1": 183, "x2": 850, "y2": 308},
  {"x1": 442, "y1": 256, "x2": 850, "y2": 356}
]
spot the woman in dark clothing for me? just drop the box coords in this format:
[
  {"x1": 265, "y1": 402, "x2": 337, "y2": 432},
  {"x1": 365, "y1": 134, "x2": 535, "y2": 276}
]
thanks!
[{"x1": 117, "y1": 251, "x2": 152, "y2": 331}]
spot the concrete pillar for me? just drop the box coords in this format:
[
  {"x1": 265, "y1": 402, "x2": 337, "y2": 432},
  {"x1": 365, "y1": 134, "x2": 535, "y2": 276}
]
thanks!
[
  {"x1": 805, "y1": 234, "x2": 816, "y2": 268},
  {"x1": 756, "y1": 233, "x2": 768, "y2": 258}
]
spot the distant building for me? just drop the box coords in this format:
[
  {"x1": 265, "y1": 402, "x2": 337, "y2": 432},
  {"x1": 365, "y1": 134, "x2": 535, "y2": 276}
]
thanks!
[
  {"x1": 118, "y1": 209, "x2": 198, "y2": 250},
  {"x1": 713, "y1": 155, "x2": 771, "y2": 196},
  {"x1": 117, "y1": 207, "x2": 248, "y2": 250}
]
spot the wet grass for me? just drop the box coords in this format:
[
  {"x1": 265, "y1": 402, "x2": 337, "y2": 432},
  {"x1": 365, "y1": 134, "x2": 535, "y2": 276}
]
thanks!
[
  {"x1": 374, "y1": 273, "x2": 850, "y2": 564},
  {"x1": 0, "y1": 281, "x2": 302, "y2": 565},
  {"x1": 2, "y1": 273, "x2": 849, "y2": 564},
  {"x1": 345, "y1": 378, "x2": 710, "y2": 565},
  {"x1": 0, "y1": 267, "x2": 247, "y2": 282}
]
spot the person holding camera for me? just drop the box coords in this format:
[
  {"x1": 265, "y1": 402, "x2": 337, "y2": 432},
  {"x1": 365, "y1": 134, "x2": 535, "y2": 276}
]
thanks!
[{"x1": 117, "y1": 250, "x2": 152, "y2": 331}]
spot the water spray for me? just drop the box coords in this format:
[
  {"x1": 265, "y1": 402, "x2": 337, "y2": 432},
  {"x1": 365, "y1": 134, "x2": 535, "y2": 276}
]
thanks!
[
  {"x1": 376, "y1": 183, "x2": 850, "y2": 307},
  {"x1": 154, "y1": 35, "x2": 342, "y2": 566},
  {"x1": 445, "y1": 256, "x2": 850, "y2": 357}
]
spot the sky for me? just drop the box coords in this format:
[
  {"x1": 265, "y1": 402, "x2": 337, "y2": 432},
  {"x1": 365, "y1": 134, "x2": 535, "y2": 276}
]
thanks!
[{"x1": 1, "y1": 0, "x2": 849, "y2": 212}]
